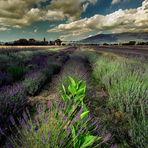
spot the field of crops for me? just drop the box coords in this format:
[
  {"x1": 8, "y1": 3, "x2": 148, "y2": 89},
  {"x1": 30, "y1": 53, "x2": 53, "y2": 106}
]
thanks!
[{"x1": 0, "y1": 46, "x2": 147, "y2": 148}]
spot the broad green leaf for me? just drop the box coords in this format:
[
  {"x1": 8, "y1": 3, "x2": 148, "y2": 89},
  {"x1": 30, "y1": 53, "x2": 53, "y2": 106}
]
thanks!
[
  {"x1": 69, "y1": 77, "x2": 76, "y2": 87},
  {"x1": 79, "y1": 82, "x2": 86, "y2": 88},
  {"x1": 77, "y1": 80, "x2": 83, "y2": 89},
  {"x1": 77, "y1": 88, "x2": 85, "y2": 96},
  {"x1": 71, "y1": 125, "x2": 77, "y2": 148},
  {"x1": 75, "y1": 95, "x2": 85, "y2": 102},
  {"x1": 61, "y1": 94, "x2": 69, "y2": 101},
  {"x1": 68, "y1": 85, "x2": 76, "y2": 96},
  {"x1": 62, "y1": 84, "x2": 66, "y2": 94},
  {"x1": 80, "y1": 135, "x2": 96, "y2": 148},
  {"x1": 80, "y1": 111, "x2": 89, "y2": 119}
]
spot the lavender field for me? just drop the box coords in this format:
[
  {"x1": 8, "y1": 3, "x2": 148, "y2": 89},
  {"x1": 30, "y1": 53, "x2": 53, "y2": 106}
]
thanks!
[{"x1": 0, "y1": 46, "x2": 147, "y2": 148}]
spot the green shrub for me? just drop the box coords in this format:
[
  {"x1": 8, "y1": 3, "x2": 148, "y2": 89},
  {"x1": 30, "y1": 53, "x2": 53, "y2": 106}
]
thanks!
[
  {"x1": 23, "y1": 71, "x2": 46, "y2": 96},
  {"x1": 60, "y1": 77, "x2": 101, "y2": 148},
  {"x1": 92, "y1": 58, "x2": 121, "y2": 87},
  {"x1": 7, "y1": 65, "x2": 25, "y2": 81},
  {"x1": 61, "y1": 77, "x2": 86, "y2": 105},
  {"x1": 90, "y1": 53, "x2": 148, "y2": 147}
]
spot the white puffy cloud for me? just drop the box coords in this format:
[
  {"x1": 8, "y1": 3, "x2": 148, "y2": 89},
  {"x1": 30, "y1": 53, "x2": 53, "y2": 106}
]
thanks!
[
  {"x1": 0, "y1": 27, "x2": 10, "y2": 31},
  {"x1": 48, "y1": 0, "x2": 148, "y2": 40}
]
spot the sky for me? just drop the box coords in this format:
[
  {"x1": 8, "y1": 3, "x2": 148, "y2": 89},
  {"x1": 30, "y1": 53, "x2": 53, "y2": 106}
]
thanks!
[{"x1": 0, "y1": 0, "x2": 147, "y2": 42}]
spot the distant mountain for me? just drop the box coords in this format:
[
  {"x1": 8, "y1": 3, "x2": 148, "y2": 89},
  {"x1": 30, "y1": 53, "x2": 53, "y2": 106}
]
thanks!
[{"x1": 81, "y1": 32, "x2": 148, "y2": 44}]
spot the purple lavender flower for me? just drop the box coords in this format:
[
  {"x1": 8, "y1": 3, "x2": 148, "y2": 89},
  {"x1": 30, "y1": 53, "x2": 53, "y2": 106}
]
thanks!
[
  {"x1": 30, "y1": 55, "x2": 48, "y2": 68},
  {"x1": 63, "y1": 115, "x2": 67, "y2": 121},
  {"x1": 23, "y1": 70, "x2": 46, "y2": 95},
  {"x1": 103, "y1": 133, "x2": 112, "y2": 142},
  {"x1": 91, "y1": 120, "x2": 98, "y2": 127},
  {"x1": 0, "y1": 83, "x2": 25, "y2": 97},
  {"x1": 27, "y1": 123, "x2": 32, "y2": 130},
  {"x1": 0, "y1": 71, "x2": 10, "y2": 86},
  {"x1": 6, "y1": 143, "x2": 13, "y2": 148},
  {"x1": 22, "y1": 111, "x2": 28, "y2": 122},
  {"x1": 77, "y1": 127, "x2": 86, "y2": 137},
  {"x1": 41, "y1": 133, "x2": 46, "y2": 144},
  {"x1": 47, "y1": 101, "x2": 52, "y2": 110},
  {"x1": 57, "y1": 101, "x2": 64, "y2": 109},
  {"x1": 18, "y1": 118, "x2": 25, "y2": 126},
  {"x1": 25, "y1": 108, "x2": 30, "y2": 118},
  {"x1": 67, "y1": 127, "x2": 71, "y2": 135},
  {"x1": 0, "y1": 127, "x2": 5, "y2": 135},
  {"x1": 75, "y1": 107, "x2": 83, "y2": 120},
  {"x1": 88, "y1": 114, "x2": 94, "y2": 120},
  {"x1": 93, "y1": 124, "x2": 99, "y2": 132},
  {"x1": 59, "y1": 140, "x2": 64, "y2": 147},
  {"x1": 25, "y1": 70, "x2": 44, "y2": 80},
  {"x1": 110, "y1": 144, "x2": 118, "y2": 148},
  {"x1": 9, "y1": 115, "x2": 15, "y2": 125},
  {"x1": 48, "y1": 131, "x2": 51, "y2": 141},
  {"x1": 0, "y1": 83, "x2": 27, "y2": 119}
]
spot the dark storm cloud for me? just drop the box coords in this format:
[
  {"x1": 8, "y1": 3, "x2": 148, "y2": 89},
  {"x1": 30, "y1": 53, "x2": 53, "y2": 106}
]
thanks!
[{"x1": 0, "y1": 0, "x2": 97, "y2": 28}]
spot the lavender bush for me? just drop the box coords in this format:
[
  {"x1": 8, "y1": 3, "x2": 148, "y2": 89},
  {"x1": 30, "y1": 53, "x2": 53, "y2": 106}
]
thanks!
[
  {"x1": 7, "y1": 100, "x2": 104, "y2": 148},
  {"x1": 7, "y1": 65, "x2": 26, "y2": 81},
  {"x1": 0, "y1": 82, "x2": 27, "y2": 145},
  {"x1": 23, "y1": 71, "x2": 47, "y2": 95},
  {"x1": 0, "y1": 83, "x2": 27, "y2": 121},
  {"x1": 90, "y1": 52, "x2": 148, "y2": 147},
  {"x1": 0, "y1": 71, "x2": 12, "y2": 87}
]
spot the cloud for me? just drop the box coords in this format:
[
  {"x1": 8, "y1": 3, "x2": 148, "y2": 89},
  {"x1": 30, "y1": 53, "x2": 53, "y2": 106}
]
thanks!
[
  {"x1": 112, "y1": 0, "x2": 121, "y2": 5},
  {"x1": 0, "y1": 0, "x2": 97, "y2": 28},
  {"x1": 48, "y1": 0, "x2": 148, "y2": 40},
  {"x1": 0, "y1": 27, "x2": 11, "y2": 31},
  {"x1": 0, "y1": 0, "x2": 44, "y2": 27},
  {"x1": 34, "y1": 29, "x2": 38, "y2": 33},
  {"x1": 49, "y1": 0, "x2": 97, "y2": 21},
  {"x1": 111, "y1": 0, "x2": 131, "y2": 5}
]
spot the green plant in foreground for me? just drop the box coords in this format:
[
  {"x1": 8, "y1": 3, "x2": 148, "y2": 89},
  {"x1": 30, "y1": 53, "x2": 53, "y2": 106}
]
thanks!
[
  {"x1": 60, "y1": 77, "x2": 101, "y2": 148},
  {"x1": 71, "y1": 125, "x2": 98, "y2": 148},
  {"x1": 61, "y1": 77, "x2": 86, "y2": 105}
]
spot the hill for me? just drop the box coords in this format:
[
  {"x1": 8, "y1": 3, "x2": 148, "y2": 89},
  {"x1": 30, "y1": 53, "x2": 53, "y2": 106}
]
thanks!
[{"x1": 81, "y1": 32, "x2": 148, "y2": 44}]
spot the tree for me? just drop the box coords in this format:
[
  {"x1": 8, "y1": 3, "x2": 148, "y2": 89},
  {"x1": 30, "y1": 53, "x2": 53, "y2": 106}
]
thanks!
[{"x1": 55, "y1": 39, "x2": 62, "y2": 46}]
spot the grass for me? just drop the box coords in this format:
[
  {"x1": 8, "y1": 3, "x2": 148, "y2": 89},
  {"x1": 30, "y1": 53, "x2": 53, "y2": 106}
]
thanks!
[
  {"x1": 89, "y1": 52, "x2": 148, "y2": 147},
  {"x1": 8, "y1": 104, "x2": 69, "y2": 148}
]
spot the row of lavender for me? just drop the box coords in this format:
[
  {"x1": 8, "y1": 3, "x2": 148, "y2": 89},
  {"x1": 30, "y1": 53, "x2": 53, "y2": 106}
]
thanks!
[{"x1": 0, "y1": 47, "x2": 71, "y2": 144}]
